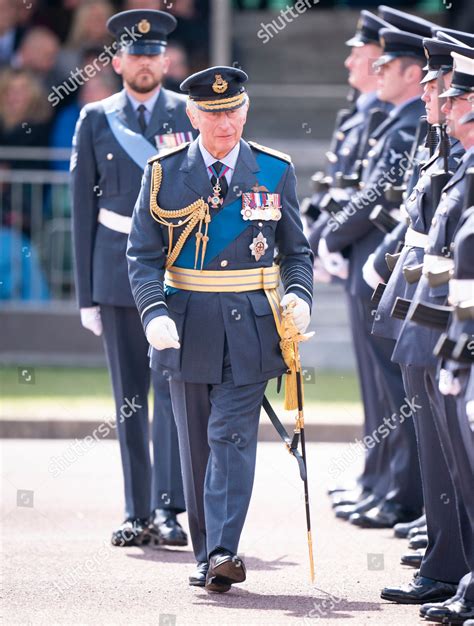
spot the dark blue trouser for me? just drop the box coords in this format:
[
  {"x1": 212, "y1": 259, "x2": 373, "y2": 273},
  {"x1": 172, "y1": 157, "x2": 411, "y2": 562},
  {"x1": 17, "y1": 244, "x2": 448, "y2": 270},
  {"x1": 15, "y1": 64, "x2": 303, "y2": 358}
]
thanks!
[
  {"x1": 425, "y1": 368, "x2": 474, "y2": 601},
  {"x1": 401, "y1": 364, "x2": 467, "y2": 584},
  {"x1": 348, "y1": 294, "x2": 391, "y2": 494},
  {"x1": 169, "y1": 344, "x2": 267, "y2": 563},
  {"x1": 101, "y1": 304, "x2": 185, "y2": 520},
  {"x1": 360, "y1": 297, "x2": 423, "y2": 510}
]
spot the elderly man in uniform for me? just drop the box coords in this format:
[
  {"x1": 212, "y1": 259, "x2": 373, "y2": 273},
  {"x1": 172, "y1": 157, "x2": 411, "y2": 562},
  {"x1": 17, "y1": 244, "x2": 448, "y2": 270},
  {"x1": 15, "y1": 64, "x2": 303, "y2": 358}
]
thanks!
[
  {"x1": 127, "y1": 66, "x2": 313, "y2": 592},
  {"x1": 71, "y1": 9, "x2": 196, "y2": 547}
]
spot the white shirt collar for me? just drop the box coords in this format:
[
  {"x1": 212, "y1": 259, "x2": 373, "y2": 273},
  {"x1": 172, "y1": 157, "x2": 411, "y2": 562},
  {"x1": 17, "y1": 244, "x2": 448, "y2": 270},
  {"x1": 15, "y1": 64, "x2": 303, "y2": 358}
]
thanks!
[
  {"x1": 198, "y1": 136, "x2": 240, "y2": 174},
  {"x1": 126, "y1": 88, "x2": 161, "y2": 113}
]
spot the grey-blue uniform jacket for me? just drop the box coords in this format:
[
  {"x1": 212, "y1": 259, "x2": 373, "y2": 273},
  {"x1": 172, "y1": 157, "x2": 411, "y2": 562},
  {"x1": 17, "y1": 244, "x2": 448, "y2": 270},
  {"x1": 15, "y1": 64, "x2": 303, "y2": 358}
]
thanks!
[
  {"x1": 308, "y1": 94, "x2": 388, "y2": 262},
  {"x1": 442, "y1": 206, "x2": 474, "y2": 376},
  {"x1": 392, "y1": 148, "x2": 474, "y2": 367},
  {"x1": 321, "y1": 99, "x2": 426, "y2": 300},
  {"x1": 372, "y1": 138, "x2": 464, "y2": 341},
  {"x1": 127, "y1": 138, "x2": 314, "y2": 386},
  {"x1": 71, "y1": 88, "x2": 195, "y2": 308}
]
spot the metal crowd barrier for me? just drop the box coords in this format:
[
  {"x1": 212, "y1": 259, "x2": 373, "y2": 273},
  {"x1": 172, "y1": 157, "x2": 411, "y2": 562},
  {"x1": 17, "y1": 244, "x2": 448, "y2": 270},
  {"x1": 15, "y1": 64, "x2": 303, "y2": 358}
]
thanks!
[{"x1": 0, "y1": 147, "x2": 73, "y2": 303}]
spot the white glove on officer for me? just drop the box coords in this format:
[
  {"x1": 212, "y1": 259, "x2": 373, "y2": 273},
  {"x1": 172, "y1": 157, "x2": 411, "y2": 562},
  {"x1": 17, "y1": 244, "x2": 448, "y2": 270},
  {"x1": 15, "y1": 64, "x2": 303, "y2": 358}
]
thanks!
[
  {"x1": 280, "y1": 293, "x2": 311, "y2": 334},
  {"x1": 318, "y1": 238, "x2": 349, "y2": 280},
  {"x1": 466, "y1": 400, "x2": 474, "y2": 430},
  {"x1": 313, "y1": 257, "x2": 332, "y2": 284},
  {"x1": 362, "y1": 253, "x2": 384, "y2": 290},
  {"x1": 438, "y1": 368, "x2": 461, "y2": 396},
  {"x1": 80, "y1": 306, "x2": 102, "y2": 337},
  {"x1": 146, "y1": 316, "x2": 180, "y2": 350}
]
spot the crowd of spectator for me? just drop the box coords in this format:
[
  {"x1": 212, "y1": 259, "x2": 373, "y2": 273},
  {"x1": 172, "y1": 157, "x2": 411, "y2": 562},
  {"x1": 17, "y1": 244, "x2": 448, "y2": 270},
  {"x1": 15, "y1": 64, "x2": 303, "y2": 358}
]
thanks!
[{"x1": 0, "y1": 0, "x2": 210, "y2": 162}]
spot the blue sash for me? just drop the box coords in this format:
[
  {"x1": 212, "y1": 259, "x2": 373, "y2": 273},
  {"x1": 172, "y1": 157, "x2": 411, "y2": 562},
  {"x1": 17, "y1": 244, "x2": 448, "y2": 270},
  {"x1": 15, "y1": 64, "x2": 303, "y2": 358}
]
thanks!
[
  {"x1": 174, "y1": 151, "x2": 287, "y2": 270},
  {"x1": 104, "y1": 108, "x2": 156, "y2": 170}
]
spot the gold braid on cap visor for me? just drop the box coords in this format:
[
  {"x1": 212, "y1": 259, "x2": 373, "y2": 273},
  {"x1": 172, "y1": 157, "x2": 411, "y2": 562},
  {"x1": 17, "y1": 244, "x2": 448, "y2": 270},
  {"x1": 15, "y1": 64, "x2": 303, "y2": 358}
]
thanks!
[{"x1": 191, "y1": 91, "x2": 246, "y2": 111}]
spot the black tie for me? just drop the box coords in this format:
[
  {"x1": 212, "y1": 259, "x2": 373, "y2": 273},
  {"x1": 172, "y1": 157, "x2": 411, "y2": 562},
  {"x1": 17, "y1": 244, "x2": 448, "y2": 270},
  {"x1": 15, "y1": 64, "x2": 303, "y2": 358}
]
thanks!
[
  {"x1": 210, "y1": 160, "x2": 228, "y2": 200},
  {"x1": 137, "y1": 104, "x2": 147, "y2": 134}
]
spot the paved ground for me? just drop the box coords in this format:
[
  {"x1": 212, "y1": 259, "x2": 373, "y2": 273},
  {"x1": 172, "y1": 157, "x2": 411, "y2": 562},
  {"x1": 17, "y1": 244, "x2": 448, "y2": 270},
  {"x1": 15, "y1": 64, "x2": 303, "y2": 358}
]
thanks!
[{"x1": 2, "y1": 439, "x2": 426, "y2": 625}]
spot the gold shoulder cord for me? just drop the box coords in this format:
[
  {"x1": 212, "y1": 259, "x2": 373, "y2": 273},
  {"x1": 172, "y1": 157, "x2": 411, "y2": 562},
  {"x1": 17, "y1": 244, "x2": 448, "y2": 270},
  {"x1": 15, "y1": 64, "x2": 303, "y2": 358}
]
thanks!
[{"x1": 149, "y1": 162, "x2": 211, "y2": 270}]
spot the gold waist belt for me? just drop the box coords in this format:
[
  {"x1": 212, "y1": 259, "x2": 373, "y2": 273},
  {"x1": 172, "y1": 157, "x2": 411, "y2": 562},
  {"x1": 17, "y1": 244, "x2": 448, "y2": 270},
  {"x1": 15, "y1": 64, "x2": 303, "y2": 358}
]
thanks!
[{"x1": 165, "y1": 265, "x2": 280, "y2": 293}]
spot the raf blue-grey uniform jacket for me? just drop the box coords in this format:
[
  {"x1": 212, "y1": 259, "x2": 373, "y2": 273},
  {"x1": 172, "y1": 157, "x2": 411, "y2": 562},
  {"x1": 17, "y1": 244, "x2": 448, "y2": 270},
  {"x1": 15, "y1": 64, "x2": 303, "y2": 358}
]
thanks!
[
  {"x1": 127, "y1": 138, "x2": 314, "y2": 386},
  {"x1": 392, "y1": 147, "x2": 474, "y2": 367},
  {"x1": 308, "y1": 94, "x2": 389, "y2": 263},
  {"x1": 71, "y1": 88, "x2": 195, "y2": 308},
  {"x1": 321, "y1": 98, "x2": 426, "y2": 300},
  {"x1": 372, "y1": 138, "x2": 464, "y2": 341}
]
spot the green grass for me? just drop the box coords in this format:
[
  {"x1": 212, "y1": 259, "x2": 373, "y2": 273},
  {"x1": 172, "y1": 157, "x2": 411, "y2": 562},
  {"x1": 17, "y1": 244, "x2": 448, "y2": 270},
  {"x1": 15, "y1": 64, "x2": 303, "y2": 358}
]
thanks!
[{"x1": 0, "y1": 366, "x2": 360, "y2": 403}]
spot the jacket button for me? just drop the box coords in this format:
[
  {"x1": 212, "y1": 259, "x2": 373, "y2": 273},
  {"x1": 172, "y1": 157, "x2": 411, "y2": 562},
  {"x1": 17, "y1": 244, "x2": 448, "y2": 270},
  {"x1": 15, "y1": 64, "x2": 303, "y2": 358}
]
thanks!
[
  {"x1": 369, "y1": 138, "x2": 377, "y2": 147},
  {"x1": 220, "y1": 260, "x2": 228, "y2": 267},
  {"x1": 441, "y1": 192, "x2": 447, "y2": 200},
  {"x1": 336, "y1": 131, "x2": 345, "y2": 141},
  {"x1": 107, "y1": 153, "x2": 114, "y2": 160},
  {"x1": 258, "y1": 222, "x2": 263, "y2": 227}
]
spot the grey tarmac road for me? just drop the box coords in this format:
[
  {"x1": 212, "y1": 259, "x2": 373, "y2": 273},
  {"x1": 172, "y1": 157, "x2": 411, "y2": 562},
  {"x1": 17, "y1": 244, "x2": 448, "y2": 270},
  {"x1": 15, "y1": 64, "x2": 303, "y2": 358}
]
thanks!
[{"x1": 1, "y1": 438, "x2": 427, "y2": 625}]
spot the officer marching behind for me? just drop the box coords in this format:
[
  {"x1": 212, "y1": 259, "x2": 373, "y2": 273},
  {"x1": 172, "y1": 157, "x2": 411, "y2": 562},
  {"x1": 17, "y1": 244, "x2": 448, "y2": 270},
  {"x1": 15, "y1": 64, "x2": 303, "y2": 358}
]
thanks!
[
  {"x1": 127, "y1": 66, "x2": 314, "y2": 592},
  {"x1": 71, "y1": 10, "x2": 196, "y2": 547}
]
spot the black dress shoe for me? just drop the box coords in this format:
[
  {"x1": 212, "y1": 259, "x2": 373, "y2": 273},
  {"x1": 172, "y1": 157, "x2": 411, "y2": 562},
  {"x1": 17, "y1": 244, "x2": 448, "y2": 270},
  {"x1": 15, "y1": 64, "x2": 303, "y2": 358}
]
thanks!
[
  {"x1": 408, "y1": 524, "x2": 427, "y2": 539},
  {"x1": 381, "y1": 575, "x2": 458, "y2": 604},
  {"x1": 111, "y1": 518, "x2": 151, "y2": 547},
  {"x1": 419, "y1": 597, "x2": 458, "y2": 618},
  {"x1": 327, "y1": 481, "x2": 359, "y2": 496},
  {"x1": 394, "y1": 514, "x2": 426, "y2": 538},
  {"x1": 189, "y1": 561, "x2": 209, "y2": 587},
  {"x1": 206, "y1": 550, "x2": 246, "y2": 593},
  {"x1": 331, "y1": 488, "x2": 371, "y2": 508},
  {"x1": 425, "y1": 598, "x2": 474, "y2": 623},
  {"x1": 149, "y1": 509, "x2": 188, "y2": 547},
  {"x1": 408, "y1": 534, "x2": 428, "y2": 550},
  {"x1": 401, "y1": 550, "x2": 424, "y2": 568},
  {"x1": 350, "y1": 501, "x2": 422, "y2": 529},
  {"x1": 334, "y1": 494, "x2": 382, "y2": 520}
]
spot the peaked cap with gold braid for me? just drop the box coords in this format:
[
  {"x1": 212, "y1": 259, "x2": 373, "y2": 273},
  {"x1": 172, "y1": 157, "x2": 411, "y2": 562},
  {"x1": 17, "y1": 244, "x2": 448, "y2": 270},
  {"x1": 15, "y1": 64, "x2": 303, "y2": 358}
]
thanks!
[{"x1": 180, "y1": 65, "x2": 249, "y2": 112}]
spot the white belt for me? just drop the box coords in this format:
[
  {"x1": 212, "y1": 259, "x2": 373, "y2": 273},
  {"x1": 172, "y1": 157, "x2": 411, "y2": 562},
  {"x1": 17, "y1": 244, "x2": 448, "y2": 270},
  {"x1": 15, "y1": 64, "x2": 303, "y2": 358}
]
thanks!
[
  {"x1": 423, "y1": 254, "x2": 455, "y2": 275},
  {"x1": 404, "y1": 227, "x2": 428, "y2": 249},
  {"x1": 449, "y1": 279, "x2": 474, "y2": 305},
  {"x1": 98, "y1": 208, "x2": 132, "y2": 234}
]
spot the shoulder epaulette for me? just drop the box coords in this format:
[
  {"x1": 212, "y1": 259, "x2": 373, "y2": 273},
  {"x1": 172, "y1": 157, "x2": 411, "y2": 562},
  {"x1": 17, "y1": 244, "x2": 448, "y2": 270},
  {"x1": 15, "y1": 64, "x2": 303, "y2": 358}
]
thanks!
[
  {"x1": 147, "y1": 142, "x2": 190, "y2": 165},
  {"x1": 248, "y1": 140, "x2": 291, "y2": 163}
]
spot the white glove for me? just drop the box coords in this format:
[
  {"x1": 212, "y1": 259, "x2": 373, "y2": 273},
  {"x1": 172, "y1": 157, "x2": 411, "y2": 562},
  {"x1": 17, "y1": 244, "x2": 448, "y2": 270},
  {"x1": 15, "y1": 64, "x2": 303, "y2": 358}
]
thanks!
[
  {"x1": 362, "y1": 253, "x2": 384, "y2": 290},
  {"x1": 146, "y1": 316, "x2": 180, "y2": 350},
  {"x1": 438, "y1": 369, "x2": 461, "y2": 396},
  {"x1": 80, "y1": 306, "x2": 102, "y2": 337},
  {"x1": 313, "y1": 257, "x2": 332, "y2": 284},
  {"x1": 318, "y1": 238, "x2": 349, "y2": 279},
  {"x1": 280, "y1": 293, "x2": 311, "y2": 334},
  {"x1": 466, "y1": 400, "x2": 474, "y2": 430}
]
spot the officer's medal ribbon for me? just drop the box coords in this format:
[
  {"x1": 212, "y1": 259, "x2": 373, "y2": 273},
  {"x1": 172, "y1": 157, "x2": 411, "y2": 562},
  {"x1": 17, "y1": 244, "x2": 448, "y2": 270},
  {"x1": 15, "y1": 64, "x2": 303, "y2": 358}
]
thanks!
[
  {"x1": 207, "y1": 163, "x2": 229, "y2": 208},
  {"x1": 241, "y1": 192, "x2": 282, "y2": 221}
]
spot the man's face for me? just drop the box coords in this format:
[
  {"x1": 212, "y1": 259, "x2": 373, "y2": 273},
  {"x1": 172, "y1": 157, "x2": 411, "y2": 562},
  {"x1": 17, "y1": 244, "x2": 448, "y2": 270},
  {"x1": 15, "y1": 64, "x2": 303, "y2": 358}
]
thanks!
[
  {"x1": 441, "y1": 92, "x2": 474, "y2": 144},
  {"x1": 376, "y1": 57, "x2": 405, "y2": 103},
  {"x1": 112, "y1": 52, "x2": 169, "y2": 94},
  {"x1": 187, "y1": 103, "x2": 248, "y2": 158},
  {"x1": 344, "y1": 43, "x2": 381, "y2": 93},
  {"x1": 422, "y1": 72, "x2": 452, "y2": 125}
]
